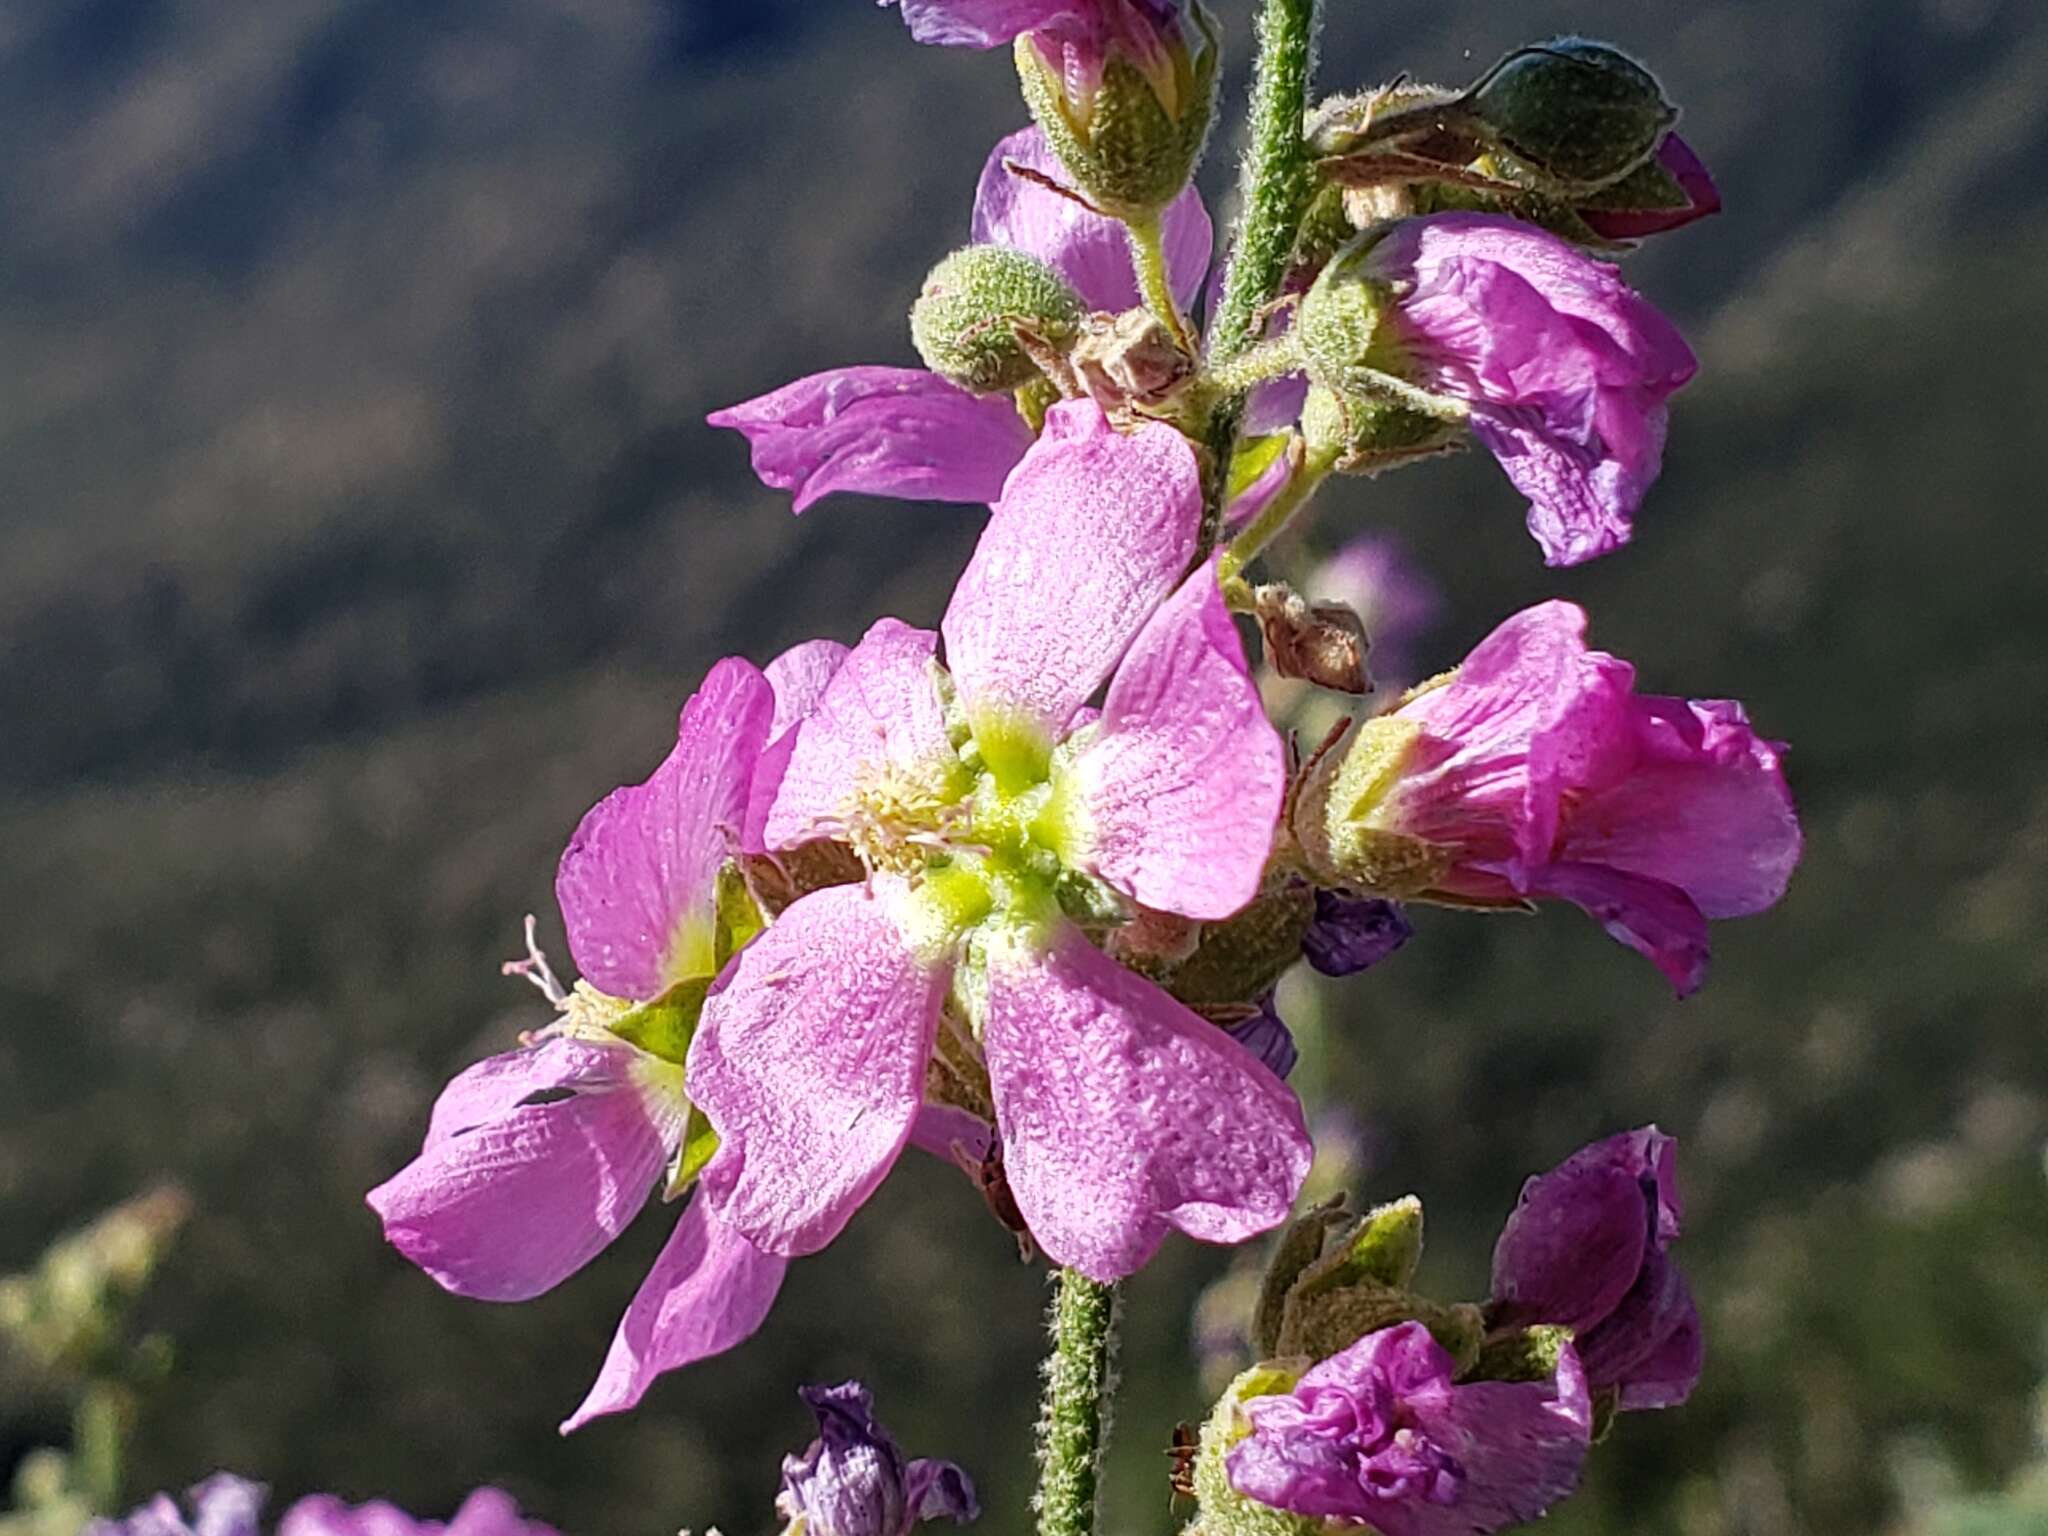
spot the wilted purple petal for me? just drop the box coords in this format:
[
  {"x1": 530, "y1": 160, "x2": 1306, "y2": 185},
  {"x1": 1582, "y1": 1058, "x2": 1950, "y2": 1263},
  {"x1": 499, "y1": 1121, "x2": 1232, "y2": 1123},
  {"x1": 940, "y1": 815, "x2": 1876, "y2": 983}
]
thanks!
[
  {"x1": 982, "y1": 919, "x2": 1311, "y2": 1281},
  {"x1": 709, "y1": 366, "x2": 1034, "y2": 513},
  {"x1": 557, "y1": 657, "x2": 774, "y2": 999},
  {"x1": 1532, "y1": 861, "x2": 1711, "y2": 996},
  {"x1": 762, "y1": 620, "x2": 963, "y2": 852},
  {"x1": 778, "y1": 1382, "x2": 979, "y2": 1536},
  {"x1": 691, "y1": 882, "x2": 948, "y2": 1257},
  {"x1": 1057, "y1": 558, "x2": 1284, "y2": 919},
  {"x1": 885, "y1": 0, "x2": 1083, "y2": 48},
  {"x1": 1301, "y1": 890, "x2": 1414, "y2": 977},
  {"x1": 1224, "y1": 994, "x2": 1299, "y2": 1080},
  {"x1": 561, "y1": 1198, "x2": 789, "y2": 1432},
  {"x1": 1227, "y1": 1322, "x2": 1590, "y2": 1536},
  {"x1": 905, "y1": 1462, "x2": 980, "y2": 1526},
  {"x1": 972, "y1": 126, "x2": 1210, "y2": 311},
  {"x1": 943, "y1": 401, "x2": 1200, "y2": 763},
  {"x1": 1613, "y1": 1275, "x2": 1703, "y2": 1410},
  {"x1": 368, "y1": 1038, "x2": 677, "y2": 1302}
]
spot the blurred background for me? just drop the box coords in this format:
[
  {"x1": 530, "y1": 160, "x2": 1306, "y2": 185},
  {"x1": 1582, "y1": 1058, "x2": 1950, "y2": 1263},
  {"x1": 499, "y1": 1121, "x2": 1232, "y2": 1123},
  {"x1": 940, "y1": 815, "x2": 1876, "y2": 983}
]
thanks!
[{"x1": 3, "y1": 1, "x2": 2046, "y2": 1533}]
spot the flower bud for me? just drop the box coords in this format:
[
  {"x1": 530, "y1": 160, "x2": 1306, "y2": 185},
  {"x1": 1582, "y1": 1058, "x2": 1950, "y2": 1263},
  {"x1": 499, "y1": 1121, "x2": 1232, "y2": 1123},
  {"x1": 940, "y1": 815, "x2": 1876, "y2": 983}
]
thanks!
[
  {"x1": 1299, "y1": 383, "x2": 1461, "y2": 475},
  {"x1": 1012, "y1": 1, "x2": 1222, "y2": 217},
  {"x1": 1462, "y1": 38, "x2": 1677, "y2": 191},
  {"x1": 910, "y1": 245, "x2": 1086, "y2": 395},
  {"x1": 1294, "y1": 242, "x2": 1396, "y2": 401}
]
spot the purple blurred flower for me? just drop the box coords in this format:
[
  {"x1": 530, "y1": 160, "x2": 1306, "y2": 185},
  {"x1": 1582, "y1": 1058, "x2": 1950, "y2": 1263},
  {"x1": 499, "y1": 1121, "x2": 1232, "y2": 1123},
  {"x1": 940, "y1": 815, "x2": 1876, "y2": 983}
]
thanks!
[
  {"x1": 1226, "y1": 1322, "x2": 1591, "y2": 1535},
  {"x1": 1308, "y1": 536, "x2": 1442, "y2": 688},
  {"x1": 711, "y1": 127, "x2": 1209, "y2": 513},
  {"x1": 1306, "y1": 601, "x2": 1800, "y2": 995},
  {"x1": 1578, "y1": 136, "x2": 1721, "y2": 242},
  {"x1": 370, "y1": 655, "x2": 808, "y2": 1431},
  {"x1": 777, "y1": 1382, "x2": 978, "y2": 1536},
  {"x1": 1300, "y1": 890, "x2": 1413, "y2": 978},
  {"x1": 1364, "y1": 214, "x2": 1697, "y2": 567},
  {"x1": 88, "y1": 1479, "x2": 559, "y2": 1536},
  {"x1": 1490, "y1": 1128, "x2": 1702, "y2": 1410},
  {"x1": 693, "y1": 399, "x2": 1309, "y2": 1282}
]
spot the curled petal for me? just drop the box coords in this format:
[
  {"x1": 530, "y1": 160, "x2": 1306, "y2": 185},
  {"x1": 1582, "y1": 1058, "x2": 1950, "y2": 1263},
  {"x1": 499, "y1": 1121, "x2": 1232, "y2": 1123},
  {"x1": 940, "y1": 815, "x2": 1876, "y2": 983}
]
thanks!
[
  {"x1": 972, "y1": 126, "x2": 1211, "y2": 310},
  {"x1": 1579, "y1": 135, "x2": 1721, "y2": 242},
  {"x1": 1301, "y1": 891, "x2": 1413, "y2": 977},
  {"x1": 557, "y1": 657, "x2": 774, "y2": 1000},
  {"x1": 943, "y1": 402, "x2": 1201, "y2": 761},
  {"x1": 747, "y1": 639, "x2": 853, "y2": 853},
  {"x1": 368, "y1": 1039, "x2": 677, "y2": 1302},
  {"x1": 982, "y1": 919, "x2": 1311, "y2": 1281},
  {"x1": 1488, "y1": 1161, "x2": 1651, "y2": 1335},
  {"x1": 690, "y1": 883, "x2": 949, "y2": 1256},
  {"x1": 763, "y1": 620, "x2": 964, "y2": 852},
  {"x1": 560, "y1": 1198, "x2": 788, "y2": 1433},
  {"x1": 709, "y1": 366, "x2": 1033, "y2": 513},
  {"x1": 1054, "y1": 557, "x2": 1284, "y2": 919},
  {"x1": 1533, "y1": 862, "x2": 1711, "y2": 996}
]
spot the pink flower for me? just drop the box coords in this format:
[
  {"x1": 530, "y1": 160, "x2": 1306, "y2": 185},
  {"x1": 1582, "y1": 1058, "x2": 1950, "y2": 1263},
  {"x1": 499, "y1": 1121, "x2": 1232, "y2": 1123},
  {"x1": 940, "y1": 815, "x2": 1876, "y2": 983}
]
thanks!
[
  {"x1": 691, "y1": 400, "x2": 1309, "y2": 1282},
  {"x1": 710, "y1": 128, "x2": 1209, "y2": 513},
  {"x1": 1297, "y1": 601, "x2": 1800, "y2": 995},
  {"x1": 1364, "y1": 214, "x2": 1698, "y2": 567},
  {"x1": 369, "y1": 657, "x2": 799, "y2": 1431},
  {"x1": 1224, "y1": 1322, "x2": 1591, "y2": 1536}
]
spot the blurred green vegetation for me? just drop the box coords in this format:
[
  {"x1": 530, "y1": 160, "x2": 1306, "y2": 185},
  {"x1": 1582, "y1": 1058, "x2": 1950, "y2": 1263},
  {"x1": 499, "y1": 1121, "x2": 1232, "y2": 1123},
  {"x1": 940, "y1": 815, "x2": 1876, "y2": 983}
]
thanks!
[{"x1": 2, "y1": 2, "x2": 2045, "y2": 1535}]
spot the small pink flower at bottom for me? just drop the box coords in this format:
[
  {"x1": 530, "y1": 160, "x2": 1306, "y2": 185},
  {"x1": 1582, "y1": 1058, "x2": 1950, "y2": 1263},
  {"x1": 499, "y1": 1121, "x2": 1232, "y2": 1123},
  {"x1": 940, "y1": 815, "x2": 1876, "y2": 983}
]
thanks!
[
  {"x1": 692, "y1": 400, "x2": 1309, "y2": 1284},
  {"x1": 1225, "y1": 1323, "x2": 1590, "y2": 1536},
  {"x1": 1296, "y1": 600, "x2": 1800, "y2": 995}
]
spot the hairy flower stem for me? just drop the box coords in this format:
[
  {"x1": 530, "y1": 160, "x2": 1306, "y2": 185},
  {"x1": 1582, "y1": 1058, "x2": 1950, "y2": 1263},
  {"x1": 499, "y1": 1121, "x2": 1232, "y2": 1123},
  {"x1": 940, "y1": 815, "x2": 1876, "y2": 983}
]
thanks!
[
  {"x1": 1220, "y1": 437, "x2": 1340, "y2": 582},
  {"x1": 1127, "y1": 213, "x2": 1195, "y2": 355},
  {"x1": 1036, "y1": 1268, "x2": 1122, "y2": 1536},
  {"x1": 1198, "y1": 0, "x2": 1323, "y2": 553}
]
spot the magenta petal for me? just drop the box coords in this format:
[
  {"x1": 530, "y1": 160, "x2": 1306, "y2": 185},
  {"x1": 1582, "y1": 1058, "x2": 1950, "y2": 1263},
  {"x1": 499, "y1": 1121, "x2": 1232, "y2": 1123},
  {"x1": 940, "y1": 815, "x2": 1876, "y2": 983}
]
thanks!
[
  {"x1": 888, "y1": 0, "x2": 1082, "y2": 48},
  {"x1": 368, "y1": 1039, "x2": 675, "y2": 1302},
  {"x1": 560, "y1": 1198, "x2": 788, "y2": 1432},
  {"x1": 557, "y1": 657, "x2": 774, "y2": 1000},
  {"x1": 746, "y1": 639, "x2": 854, "y2": 853},
  {"x1": 709, "y1": 366, "x2": 1034, "y2": 513},
  {"x1": 1563, "y1": 697, "x2": 1802, "y2": 919},
  {"x1": 982, "y1": 921, "x2": 1311, "y2": 1280},
  {"x1": 1468, "y1": 403, "x2": 1664, "y2": 567},
  {"x1": 1580, "y1": 135, "x2": 1721, "y2": 241},
  {"x1": 972, "y1": 126, "x2": 1211, "y2": 310},
  {"x1": 1488, "y1": 1162, "x2": 1650, "y2": 1334},
  {"x1": 1061, "y1": 557, "x2": 1284, "y2": 919},
  {"x1": 762, "y1": 620, "x2": 963, "y2": 852},
  {"x1": 1613, "y1": 1275, "x2": 1703, "y2": 1410},
  {"x1": 1534, "y1": 861, "x2": 1711, "y2": 996},
  {"x1": 909, "y1": 1104, "x2": 995, "y2": 1168},
  {"x1": 690, "y1": 883, "x2": 949, "y2": 1256},
  {"x1": 943, "y1": 401, "x2": 1201, "y2": 751},
  {"x1": 423, "y1": 1043, "x2": 583, "y2": 1152}
]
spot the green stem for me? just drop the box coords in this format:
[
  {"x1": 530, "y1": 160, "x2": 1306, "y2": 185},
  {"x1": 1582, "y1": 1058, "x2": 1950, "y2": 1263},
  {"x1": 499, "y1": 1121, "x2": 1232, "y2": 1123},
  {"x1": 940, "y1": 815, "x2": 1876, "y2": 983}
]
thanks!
[
  {"x1": 1036, "y1": 1267, "x2": 1121, "y2": 1536},
  {"x1": 1220, "y1": 437, "x2": 1340, "y2": 582},
  {"x1": 1198, "y1": 0, "x2": 1323, "y2": 551},
  {"x1": 1200, "y1": 332, "x2": 1306, "y2": 401},
  {"x1": 1126, "y1": 213, "x2": 1195, "y2": 355}
]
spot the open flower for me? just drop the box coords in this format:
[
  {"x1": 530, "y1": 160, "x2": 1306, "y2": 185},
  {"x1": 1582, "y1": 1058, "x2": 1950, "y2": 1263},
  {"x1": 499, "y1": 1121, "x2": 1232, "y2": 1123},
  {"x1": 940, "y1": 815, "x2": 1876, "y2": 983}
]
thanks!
[
  {"x1": 711, "y1": 126, "x2": 1208, "y2": 513},
  {"x1": 1225, "y1": 1321, "x2": 1590, "y2": 1535},
  {"x1": 1294, "y1": 601, "x2": 1800, "y2": 995},
  {"x1": 368, "y1": 657, "x2": 795, "y2": 1431},
  {"x1": 88, "y1": 1478, "x2": 558, "y2": 1536},
  {"x1": 1489, "y1": 1128, "x2": 1702, "y2": 1410},
  {"x1": 777, "y1": 1382, "x2": 978, "y2": 1536},
  {"x1": 692, "y1": 400, "x2": 1310, "y2": 1282}
]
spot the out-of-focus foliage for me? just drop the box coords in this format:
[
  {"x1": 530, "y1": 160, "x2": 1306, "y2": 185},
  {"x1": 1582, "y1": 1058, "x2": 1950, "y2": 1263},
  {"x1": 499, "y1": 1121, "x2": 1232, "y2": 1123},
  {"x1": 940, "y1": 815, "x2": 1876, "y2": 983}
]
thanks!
[{"x1": 1, "y1": 2, "x2": 2044, "y2": 1535}]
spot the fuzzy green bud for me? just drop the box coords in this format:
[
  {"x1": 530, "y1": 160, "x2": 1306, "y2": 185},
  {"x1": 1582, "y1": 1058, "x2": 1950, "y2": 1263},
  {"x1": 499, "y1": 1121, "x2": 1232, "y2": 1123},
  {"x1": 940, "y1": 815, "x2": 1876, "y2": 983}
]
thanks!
[
  {"x1": 1294, "y1": 239, "x2": 1404, "y2": 401},
  {"x1": 1299, "y1": 383, "x2": 1462, "y2": 474},
  {"x1": 910, "y1": 245, "x2": 1085, "y2": 395},
  {"x1": 1463, "y1": 38, "x2": 1678, "y2": 191},
  {"x1": 1013, "y1": 4, "x2": 1222, "y2": 217}
]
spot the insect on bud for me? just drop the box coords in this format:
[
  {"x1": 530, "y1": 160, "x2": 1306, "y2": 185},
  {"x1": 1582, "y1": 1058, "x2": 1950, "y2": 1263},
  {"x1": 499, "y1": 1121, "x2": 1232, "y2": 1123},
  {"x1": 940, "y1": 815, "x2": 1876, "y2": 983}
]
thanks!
[
  {"x1": 1013, "y1": 1, "x2": 1223, "y2": 217},
  {"x1": 1461, "y1": 38, "x2": 1678, "y2": 192},
  {"x1": 910, "y1": 245, "x2": 1086, "y2": 395}
]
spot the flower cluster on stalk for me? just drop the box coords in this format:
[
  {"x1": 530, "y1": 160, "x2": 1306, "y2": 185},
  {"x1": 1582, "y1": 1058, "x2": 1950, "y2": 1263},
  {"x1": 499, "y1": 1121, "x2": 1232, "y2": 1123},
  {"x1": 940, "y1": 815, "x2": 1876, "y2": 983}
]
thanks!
[{"x1": 351, "y1": 2, "x2": 1802, "y2": 1532}]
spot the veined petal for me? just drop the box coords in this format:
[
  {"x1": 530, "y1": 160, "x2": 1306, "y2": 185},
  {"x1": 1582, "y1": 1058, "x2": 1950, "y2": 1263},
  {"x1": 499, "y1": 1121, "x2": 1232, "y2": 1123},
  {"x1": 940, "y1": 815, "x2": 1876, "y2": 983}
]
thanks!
[
  {"x1": 709, "y1": 366, "x2": 1034, "y2": 513},
  {"x1": 763, "y1": 620, "x2": 967, "y2": 852},
  {"x1": 560, "y1": 1198, "x2": 788, "y2": 1433},
  {"x1": 943, "y1": 401, "x2": 1201, "y2": 771},
  {"x1": 557, "y1": 657, "x2": 774, "y2": 1000},
  {"x1": 1054, "y1": 558, "x2": 1284, "y2": 920},
  {"x1": 971, "y1": 126, "x2": 1210, "y2": 311},
  {"x1": 690, "y1": 883, "x2": 950, "y2": 1256},
  {"x1": 982, "y1": 919, "x2": 1310, "y2": 1280},
  {"x1": 1488, "y1": 1162, "x2": 1650, "y2": 1335},
  {"x1": 747, "y1": 639, "x2": 853, "y2": 853},
  {"x1": 368, "y1": 1039, "x2": 679, "y2": 1302}
]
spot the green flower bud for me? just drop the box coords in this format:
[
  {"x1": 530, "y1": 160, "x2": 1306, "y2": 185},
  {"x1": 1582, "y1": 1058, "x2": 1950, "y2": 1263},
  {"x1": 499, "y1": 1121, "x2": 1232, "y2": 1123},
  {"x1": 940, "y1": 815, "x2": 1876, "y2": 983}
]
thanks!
[
  {"x1": 910, "y1": 245, "x2": 1086, "y2": 395},
  {"x1": 1013, "y1": 3, "x2": 1223, "y2": 218},
  {"x1": 1299, "y1": 383, "x2": 1462, "y2": 475},
  {"x1": 1294, "y1": 239, "x2": 1403, "y2": 401},
  {"x1": 1462, "y1": 38, "x2": 1678, "y2": 192}
]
